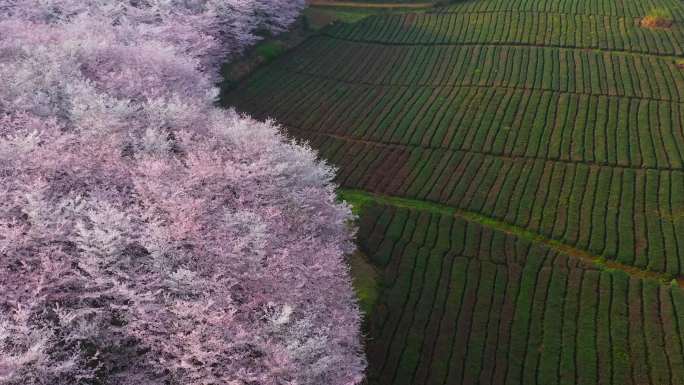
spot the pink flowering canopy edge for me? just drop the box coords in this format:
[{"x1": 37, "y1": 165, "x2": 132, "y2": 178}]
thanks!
[{"x1": 0, "y1": 1, "x2": 366, "y2": 384}]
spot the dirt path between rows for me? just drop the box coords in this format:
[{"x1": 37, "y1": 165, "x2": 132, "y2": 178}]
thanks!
[
  {"x1": 308, "y1": 0, "x2": 435, "y2": 9},
  {"x1": 341, "y1": 189, "x2": 684, "y2": 288}
]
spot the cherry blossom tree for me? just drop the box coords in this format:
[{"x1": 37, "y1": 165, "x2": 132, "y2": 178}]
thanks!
[{"x1": 0, "y1": 1, "x2": 366, "y2": 384}]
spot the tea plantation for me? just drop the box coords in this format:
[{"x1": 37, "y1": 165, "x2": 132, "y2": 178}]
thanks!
[{"x1": 225, "y1": 0, "x2": 684, "y2": 383}]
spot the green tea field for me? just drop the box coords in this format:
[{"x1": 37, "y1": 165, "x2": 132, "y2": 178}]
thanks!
[
  {"x1": 355, "y1": 199, "x2": 684, "y2": 385},
  {"x1": 225, "y1": 0, "x2": 684, "y2": 383}
]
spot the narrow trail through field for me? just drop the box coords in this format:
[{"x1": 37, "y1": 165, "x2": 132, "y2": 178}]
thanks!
[
  {"x1": 308, "y1": 0, "x2": 434, "y2": 8},
  {"x1": 341, "y1": 188, "x2": 684, "y2": 288}
]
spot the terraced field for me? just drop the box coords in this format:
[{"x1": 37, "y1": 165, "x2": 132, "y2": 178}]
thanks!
[
  {"x1": 356, "y1": 200, "x2": 684, "y2": 385},
  {"x1": 225, "y1": 0, "x2": 684, "y2": 383}
]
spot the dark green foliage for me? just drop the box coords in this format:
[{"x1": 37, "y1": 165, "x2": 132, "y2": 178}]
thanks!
[{"x1": 355, "y1": 204, "x2": 684, "y2": 384}]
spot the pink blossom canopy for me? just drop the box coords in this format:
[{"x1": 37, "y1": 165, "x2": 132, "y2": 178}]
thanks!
[{"x1": 0, "y1": 1, "x2": 366, "y2": 384}]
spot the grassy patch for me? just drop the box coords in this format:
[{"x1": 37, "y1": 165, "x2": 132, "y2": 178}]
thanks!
[
  {"x1": 254, "y1": 41, "x2": 287, "y2": 63},
  {"x1": 340, "y1": 189, "x2": 382, "y2": 215},
  {"x1": 348, "y1": 251, "x2": 380, "y2": 317},
  {"x1": 304, "y1": 5, "x2": 429, "y2": 30},
  {"x1": 304, "y1": 7, "x2": 375, "y2": 29},
  {"x1": 341, "y1": 189, "x2": 456, "y2": 216}
]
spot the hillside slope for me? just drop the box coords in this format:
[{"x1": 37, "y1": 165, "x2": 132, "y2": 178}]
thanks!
[
  {"x1": 355, "y1": 200, "x2": 684, "y2": 385},
  {"x1": 225, "y1": 0, "x2": 684, "y2": 383}
]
